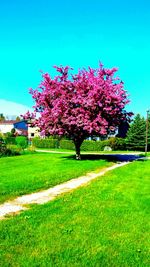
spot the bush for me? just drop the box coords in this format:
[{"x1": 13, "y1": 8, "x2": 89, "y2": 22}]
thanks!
[
  {"x1": 32, "y1": 137, "x2": 59, "y2": 148},
  {"x1": 81, "y1": 140, "x2": 109, "y2": 151},
  {"x1": 0, "y1": 138, "x2": 7, "y2": 157},
  {"x1": 0, "y1": 143, "x2": 22, "y2": 157},
  {"x1": 108, "y1": 137, "x2": 126, "y2": 151},
  {"x1": 6, "y1": 145, "x2": 22, "y2": 156},
  {"x1": 31, "y1": 137, "x2": 127, "y2": 151},
  {"x1": 15, "y1": 136, "x2": 28, "y2": 149},
  {"x1": 4, "y1": 136, "x2": 16, "y2": 145},
  {"x1": 60, "y1": 139, "x2": 75, "y2": 150},
  {"x1": 26, "y1": 145, "x2": 36, "y2": 154}
]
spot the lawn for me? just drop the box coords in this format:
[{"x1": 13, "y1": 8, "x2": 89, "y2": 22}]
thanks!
[
  {"x1": 0, "y1": 160, "x2": 149, "y2": 266},
  {"x1": 36, "y1": 147, "x2": 143, "y2": 154},
  {"x1": 0, "y1": 152, "x2": 112, "y2": 203}
]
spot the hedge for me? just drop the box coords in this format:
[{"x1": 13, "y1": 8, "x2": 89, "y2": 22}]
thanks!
[
  {"x1": 108, "y1": 137, "x2": 126, "y2": 151},
  {"x1": 32, "y1": 137, "x2": 126, "y2": 151},
  {"x1": 32, "y1": 137, "x2": 59, "y2": 148},
  {"x1": 80, "y1": 140, "x2": 110, "y2": 151},
  {"x1": 59, "y1": 139, "x2": 75, "y2": 150},
  {"x1": 16, "y1": 136, "x2": 28, "y2": 149},
  {"x1": 4, "y1": 137, "x2": 16, "y2": 145}
]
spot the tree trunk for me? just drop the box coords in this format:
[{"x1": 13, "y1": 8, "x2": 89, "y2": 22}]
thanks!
[{"x1": 75, "y1": 142, "x2": 81, "y2": 160}]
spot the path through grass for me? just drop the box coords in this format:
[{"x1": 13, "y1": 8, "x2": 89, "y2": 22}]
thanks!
[
  {"x1": 0, "y1": 160, "x2": 149, "y2": 266},
  {"x1": 0, "y1": 153, "x2": 111, "y2": 203}
]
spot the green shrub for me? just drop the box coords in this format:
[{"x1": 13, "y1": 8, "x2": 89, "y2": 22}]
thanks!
[
  {"x1": 6, "y1": 145, "x2": 22, "y2": 156},
  {"x1": 4, "y1": 136, "x2": 16, "y2": 145},
  {"x1": 32, "y1": 137, "x2": 59, "y2": 148},
  {"x1": 108, "y1": 137, "x2": 126, "y2": 151},
  {"x1": 81, "y1": 140, "x2": 108, "y2": 151},
  {"x1": 60, "y1": 139, "x2": 75, "y2": 150},
  {"x1": 0, "y1": 132, "x2": 4, "y2": 140},
  {"x1": 26, "y1": 145, "x2": 36, "y2": 153},
  {"x1": 16, "y1": 136, "x2": 28, "y2": 149},
  {"x1": 31, "y1": 137, "x2": 127, "y2": 151},
  {"x1": 0, "y1": 143, "x2": 22, "y2": 157},
  {"x1": 0, "y1": 138, "x2": 7, "y2": 157}
]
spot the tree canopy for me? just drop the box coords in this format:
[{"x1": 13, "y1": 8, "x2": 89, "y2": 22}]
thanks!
[
  {"x1": 24, "y1": 64, "x2": 132, "y2": 159},
  {"x1": 126, "y1": 113, "x2": 150, "y2": 151},
  {"x1": 0, "y1": 113, "x2": 5, "y2": 122}
]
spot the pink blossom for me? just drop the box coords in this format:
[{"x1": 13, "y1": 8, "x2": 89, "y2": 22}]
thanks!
[{"x1": 24, "y1": 64, "x2": 132, "y2": 159}]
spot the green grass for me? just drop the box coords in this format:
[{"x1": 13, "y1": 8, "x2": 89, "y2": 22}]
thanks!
[
  {"x1": 36, "y1": 147, "x2": 143, "y2": 154},
  {"x1": 0, "y1": 153, "x2": 112, "y2": 203},
  {"x1": 0, "y1": 160, "x2": 149, "y2": 266}
]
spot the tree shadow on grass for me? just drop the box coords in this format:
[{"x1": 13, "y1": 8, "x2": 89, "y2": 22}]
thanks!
[{"x1": 64, "y1": 154, "x2": 142, "y2": 163}]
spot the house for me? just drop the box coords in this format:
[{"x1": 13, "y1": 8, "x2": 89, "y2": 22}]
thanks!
[
  {"x1": 14, "y1": 120, "x2": 40, "y2": 139},
  {"x1": 28, "y1": 125, "x2": 39, "y2": 139},
  {"x1": 0, "y1": 120, "x2": 40, "y2": 139},
  {"x1": 14, "y1": 120, "x2": 28, "y2": 136},
  {"x1": 0, "y1": 120, "x2": 16, "y2": 134}
]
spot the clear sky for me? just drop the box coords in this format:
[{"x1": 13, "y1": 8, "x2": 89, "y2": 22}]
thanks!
[{"x1": 0, "y1": 0, "x2": 150, "y2": 116}]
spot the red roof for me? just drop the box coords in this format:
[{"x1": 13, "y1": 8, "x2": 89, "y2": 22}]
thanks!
[{"x1": 0, "y1": 120, "x2": 17, "y2": 125}]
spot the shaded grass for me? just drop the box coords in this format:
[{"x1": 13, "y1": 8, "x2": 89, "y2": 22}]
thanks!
[
  {"x1": 36, "y1": 147, "x2": 142, "y2": 154},
  {"x1": 0, "y1": 160, "x2": 150, "y2": 266},
  {"x1": 0, "y1": 153, "x2": 112, "y2": 203}
]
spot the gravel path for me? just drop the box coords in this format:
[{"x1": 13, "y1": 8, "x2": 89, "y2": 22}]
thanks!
[{"x1": 0, "y1": 161, "x2": 130, "y2": 220}]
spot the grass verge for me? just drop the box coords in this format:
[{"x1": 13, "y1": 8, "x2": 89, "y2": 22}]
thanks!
[{"x1": 0, "y1": 160, "x2": 149, "y2": 266}]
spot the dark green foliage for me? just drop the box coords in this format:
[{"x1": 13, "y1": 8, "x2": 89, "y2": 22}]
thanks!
[
  {"x1": 0, "y1": 133, "x2": 25, "y2": 157},
  {"x1": 148, "y1": 114, "x2": 150, "y2": 150},
  {"x1": 59, "y1": 139, "x2": 75, "y2": 150},
  {"x1": 32, "y1": 137, "x2": 127, "y2": 151},
  {"x1": 81, "y1": 140, "x2": 109, "y2": 151},
  {"x1": 4, "y1": 136, "x2": 16, "y2": 145},
  {"x1": 0, "y1": 113, "x2": 5, "y2": 121},
  {"x1": 7, "y1": 145, "x2": 23, "y2": 155},
  {"x1": 108, "y1": 137, "x2": 127, "y2": 150},
  {"x1": 11, "y1": 128, "x2": 16, "y2": 137},
  {"x1": 32, "y1": 137, "x2": 59, "y2": 148},
  {"x1": 0, "y1": 141, "x2": 21, "y2": 158},
  {"x1": 126, "y1": 114, "x2": 146, "y2": 151},
  {"x1": 0, "y1": 137, "x2": 7, "y2": 156},
  {"x1": 15, "y1": 136, "x2": 28, "y2": 149}
]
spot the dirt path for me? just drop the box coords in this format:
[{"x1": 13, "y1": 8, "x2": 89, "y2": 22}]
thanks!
[{"x1": 0, "y1": 161, "x2": 130, "y2": 220}]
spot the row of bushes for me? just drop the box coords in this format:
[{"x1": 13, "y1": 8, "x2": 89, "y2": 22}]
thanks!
[
  {"x1": 0, "y1": 136, "x2": 28, "y2": 158},
  {"x1": 0, "y1": 142, "x2": 22, "y2": 158},
  {"x1": 3, "y1": 136, "x2": 28, "y2": 149},
  {"x1": 32, "y1": 137, "x2": 127, "y2": 151},
  {"x1": 32, "y1": 138, "x2": 59, "y2": 149}
]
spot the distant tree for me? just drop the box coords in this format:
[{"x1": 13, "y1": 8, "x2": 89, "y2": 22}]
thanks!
[
  {"x1": 24, "y1": 64, "x2": 132, "y2": 159},
  {"x1": 147, "y1": 113, "x2": 150, "y2": 150},
  {"x1": 126, "y1": 114, "x2": 146, "y2": 150},
  {"x1": 0, "y1": 113, "x2": 5, "y2": 121},
  {"x1": 15, "y1": 116, "x2": 21, "y2": 121},
  {"x1": 11, "y1": 128, "x2": 16, "y2": 137},
  {"x1": 117, "y1": 121, "x2": 129, "y2": 138}
]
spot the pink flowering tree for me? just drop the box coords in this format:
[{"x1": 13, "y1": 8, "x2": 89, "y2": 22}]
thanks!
[{"x1": 24, "y1": 64, "x2": 132, "y2": 159}]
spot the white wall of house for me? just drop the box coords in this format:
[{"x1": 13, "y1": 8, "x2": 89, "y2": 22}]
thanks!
[
  {"x1": 0, "y1": 124, "x2": 14, "y2": 133},
  {"x1": 28, "y1": 126, "x2": 40, "y2": 139}
]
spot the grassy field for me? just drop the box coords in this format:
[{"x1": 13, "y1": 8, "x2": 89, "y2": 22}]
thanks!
[
  {"x1": 0, "y1": 152, "x2": 112, "y2": 203},
  {"x1": 0, "y1": 160, "x2": 149, "y2": 266}
]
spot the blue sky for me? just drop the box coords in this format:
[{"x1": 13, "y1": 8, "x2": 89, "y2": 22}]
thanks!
[{"x1": 0, "y1": 0, "x2": 150, "y2": 116}]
